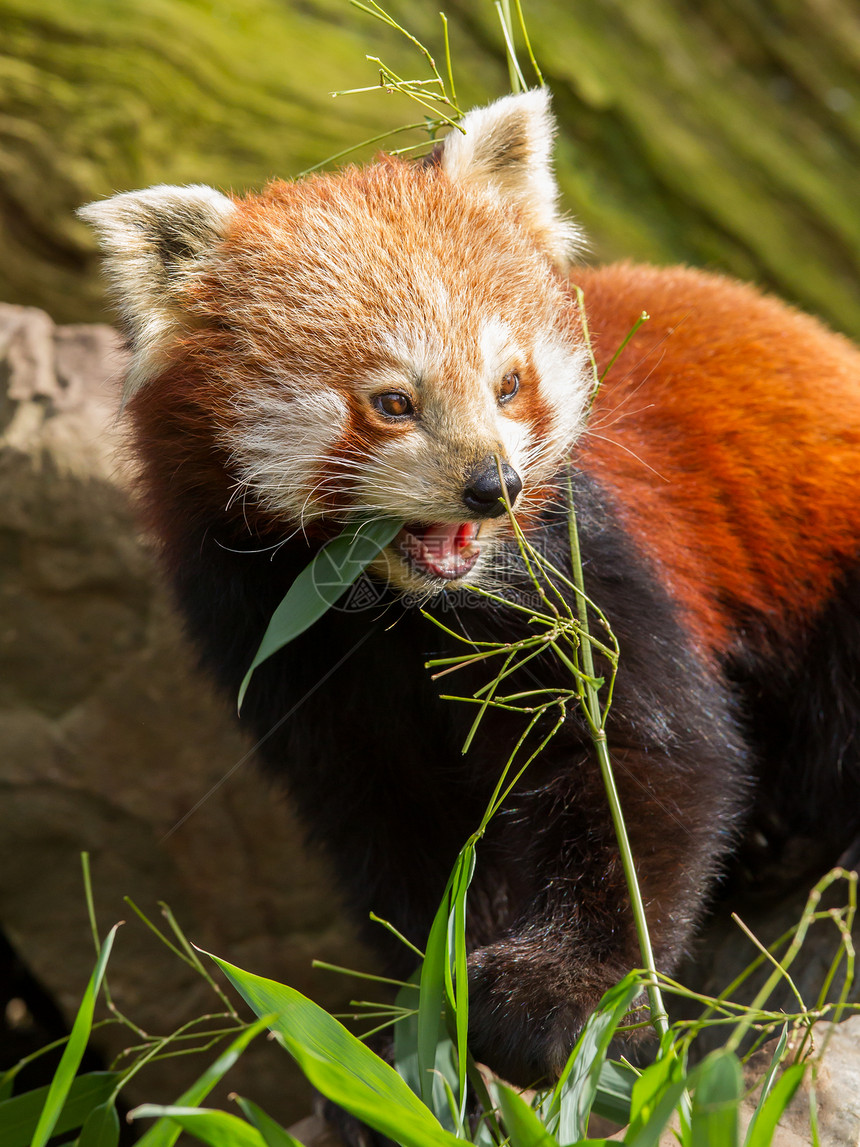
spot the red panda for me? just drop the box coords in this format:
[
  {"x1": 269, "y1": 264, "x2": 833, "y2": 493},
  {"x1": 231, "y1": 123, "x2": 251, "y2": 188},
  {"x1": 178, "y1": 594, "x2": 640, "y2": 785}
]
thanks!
[{"x1": 80, "y1": 90, "x2": 860, "y2": 1089}]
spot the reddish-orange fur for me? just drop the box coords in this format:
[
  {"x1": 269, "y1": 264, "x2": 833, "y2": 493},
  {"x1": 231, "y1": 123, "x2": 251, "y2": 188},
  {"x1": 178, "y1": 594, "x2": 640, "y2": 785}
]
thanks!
[{"x1": 577, "y1": 262, "x2": 860, "y2": 658}]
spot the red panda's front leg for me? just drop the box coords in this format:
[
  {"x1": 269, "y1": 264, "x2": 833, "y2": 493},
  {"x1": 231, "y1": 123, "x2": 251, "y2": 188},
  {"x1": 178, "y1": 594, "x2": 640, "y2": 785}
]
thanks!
[{"x1": 464, "y1": 739, "x2": 747, "y2": 1087}]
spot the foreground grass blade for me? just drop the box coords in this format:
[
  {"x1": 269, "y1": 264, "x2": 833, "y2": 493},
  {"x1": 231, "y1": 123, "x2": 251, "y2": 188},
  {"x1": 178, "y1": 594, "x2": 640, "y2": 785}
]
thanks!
[
  {"x1": 742, "y1": 1026, "x2": 788, "y2": 1147},
  {"x1": 0, "y1": 1072, "x2": 117, "y2": 1147},
  {"x1": 688, "y1": 1050, "x2": 742, "y2": 1147},
  {"x1": 548, "y1": 972, "x2": 642, "y2": 1141},
  {"x1": 449, "y1": 847, "x2": 475, "y2": 1124},
  {"x1": 591, "y1": 1060, "x2": 638, "y2": 1124},
  {"x1": 744, "y1": 1064, "x2": 806, "y2": 1147},
  {"x1": 625, "y1": 1080, "x2": 688, "y2": 1147},
  {"x1": 234, "y1": 1096, "x2": 305, "y2": 1147},
  {"x1": 133, "y1": 1105, "x2": 266, "y2": 1147},
  {"x1": 77, "y1": 1098, "x2": 120, "y2": 1147},
  {"x1": 394, "y1": 1000, "x2": 459, "y2": 1135},
  {"x1": 134, "y1": 1017, "x2": 274, "y2": 1147},
  {"x1": 495, "y1": 1083, "x2": 558, "y2": 1147},
  {"x1": 417, "y1": 891, "x2": 449, "y2": 1112},
  {"x1": 29, "y1": 924, "x2": 119, "y2": 1147},
  {"x1": 628, "y1": 1046, "x2": 682, "y2": 1130},
  {"x1": 207, "y1": 953, "x2": 463, "y2": 1147},
  {"x1": 416, "y1": 841, "x2": 476, "y2": 1120},
  {"x1": 237, "y1": 517, "x2": 402, "y2": 710}
]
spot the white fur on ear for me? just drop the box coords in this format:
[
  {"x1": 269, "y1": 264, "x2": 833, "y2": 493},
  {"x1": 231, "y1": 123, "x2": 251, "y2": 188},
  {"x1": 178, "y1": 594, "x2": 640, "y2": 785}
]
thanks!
[
  {"x1": 78, "y1": 185, "x2": 236, "y2": 400},
  {"x1": 440, "y1": 89, "x2": 583, "y2": 269}
]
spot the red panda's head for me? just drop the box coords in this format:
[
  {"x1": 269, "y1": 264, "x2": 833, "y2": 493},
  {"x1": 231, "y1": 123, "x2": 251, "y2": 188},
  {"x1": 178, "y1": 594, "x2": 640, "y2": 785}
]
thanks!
[{"x1": 80, "y1": 91, "x2": 591, "y2": 594}]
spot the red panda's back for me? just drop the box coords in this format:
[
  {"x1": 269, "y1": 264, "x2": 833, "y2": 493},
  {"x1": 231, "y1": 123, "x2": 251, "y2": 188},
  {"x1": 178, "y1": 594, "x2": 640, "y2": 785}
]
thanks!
[{"x1": 575, "y1": 262, "x2": 860, "y2": 660}]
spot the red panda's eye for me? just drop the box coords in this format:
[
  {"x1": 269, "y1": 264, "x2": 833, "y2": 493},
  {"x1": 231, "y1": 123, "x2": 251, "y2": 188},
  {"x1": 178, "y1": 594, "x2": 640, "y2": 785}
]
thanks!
[
  {"x1": 499, "y1": 371, "x2": 520, "y2": 404},
  {"x1": 374, "y1": 392, "x2": 414, "y2": 419}
]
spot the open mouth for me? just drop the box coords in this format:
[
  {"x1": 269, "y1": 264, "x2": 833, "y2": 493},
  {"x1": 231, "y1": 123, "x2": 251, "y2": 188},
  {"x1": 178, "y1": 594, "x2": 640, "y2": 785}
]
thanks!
[{"x1": 396, "y1": 522, "x2": 481, "y2": 581}]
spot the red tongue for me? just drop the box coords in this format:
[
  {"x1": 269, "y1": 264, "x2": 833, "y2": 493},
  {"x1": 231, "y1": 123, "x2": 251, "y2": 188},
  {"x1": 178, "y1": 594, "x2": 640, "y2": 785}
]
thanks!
[{"x1": 419, "y1": 522, "x2": 478, "y2": 560}]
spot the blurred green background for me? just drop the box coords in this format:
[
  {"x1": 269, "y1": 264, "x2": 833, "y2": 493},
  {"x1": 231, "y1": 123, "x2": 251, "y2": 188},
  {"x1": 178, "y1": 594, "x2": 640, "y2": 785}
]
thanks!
[{"x1": 3, "y1": 0, "x2": 860, "y2": 336}]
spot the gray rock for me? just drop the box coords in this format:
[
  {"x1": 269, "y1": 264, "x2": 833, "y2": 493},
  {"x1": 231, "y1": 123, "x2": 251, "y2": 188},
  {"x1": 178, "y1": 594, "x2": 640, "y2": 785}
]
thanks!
[{"x1": 0, "y1": 303, "x2": 372, "y2": 1124}]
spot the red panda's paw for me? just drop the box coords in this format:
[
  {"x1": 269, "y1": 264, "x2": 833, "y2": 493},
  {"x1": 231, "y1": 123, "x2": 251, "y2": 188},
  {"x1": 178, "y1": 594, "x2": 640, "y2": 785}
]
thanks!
[{"x1": 466, "y1": 940, "x2": 640, "y2": 1088}]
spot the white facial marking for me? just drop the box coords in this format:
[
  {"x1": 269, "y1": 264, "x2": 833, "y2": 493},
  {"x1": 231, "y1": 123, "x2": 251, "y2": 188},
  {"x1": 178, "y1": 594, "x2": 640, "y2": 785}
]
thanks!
[
  {"x1": 497, "y1": 416, "x2": 531, "y2": 475},
  {"x1": 479, "y1": 316, "x2": 521, "y2": 380},
  {"x1": 228, "y1": 386, "x2": 349, "y2": 523},
  {"x1": 533, "y1": 333, "x2": 591, "y2": 455}
]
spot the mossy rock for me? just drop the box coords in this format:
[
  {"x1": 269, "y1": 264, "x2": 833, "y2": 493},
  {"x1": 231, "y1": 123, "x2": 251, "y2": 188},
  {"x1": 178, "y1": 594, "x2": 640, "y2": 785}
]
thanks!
[{"x1": 3, "y1": 0, "x2": 860, "y2": 336}]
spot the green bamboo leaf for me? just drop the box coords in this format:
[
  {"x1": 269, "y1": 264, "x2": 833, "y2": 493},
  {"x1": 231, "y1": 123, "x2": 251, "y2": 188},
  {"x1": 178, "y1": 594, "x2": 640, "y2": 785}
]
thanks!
[
  {"x1": 591, "y1": 1059, "x2": 638, "y2": 1124},
  {"x1": 134, "y1": 1017, "x2": 273, "y2": 1147},
  {"x1": 495, "y1": 1082, "x2": 558, "y2": 1147},
  {"x1": 132, "y1": 1105, "x2": 266, "y2": 1147},
  {"x1": 448, "y1": 845, "x2": 475, "y2": 1124},
  {"x1": 30, "y1": 925, "x2": 119, "y2": 1147},
  {"x1": 77, "y1": 1099, "x2": 120, "y2": 1147},
  {"x1": 688, "y1": 1050, "x2": 742, "y2": 1147},
  {"x1": 393, "y1": 976, "x2": 458, "y2": 1135},
  {"x1": 546, "y1": 972, "x2": 642, "y2": 1141},
  {"x1": 625, "y1": 1081, "x2": 688, "y2": 1147},
  {"x1": 0, "y1": 1072, "x2": 116, "y2": 1147},
  {"x1": 237, "y1": 517, "x2": 402, "y2": 710},
  {"x1": 417, "y1": 840, "x2": 476, "y2": 1119},
  {"x1": 742, "y1": 1026, "x2": 788, "y2": 1147},
  {"x1": 743, "y1": 1064, "x2": 806, "y2": 1147},
  {"x1": 233, "y1": 1096, "x2": 305, "y2": 1147},
  {"x1": 206, "y1": 953, "x2": 462, "y2": 1147},
  {"x1": 393, "y1": 972, "x2": 423, "y2": 1095},
  {"x1": 417, "y1": 883, "x2": 454, "y2": 1109},
  {"x1": 628, "y1": 1043, "x2": 682, "y2": 1130}
]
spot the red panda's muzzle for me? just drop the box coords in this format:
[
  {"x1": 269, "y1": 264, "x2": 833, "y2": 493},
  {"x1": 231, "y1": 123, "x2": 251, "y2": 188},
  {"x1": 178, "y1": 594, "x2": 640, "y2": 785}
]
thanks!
[{"x1": 397, "y1": 522, "x2": 481, "y2": 581}]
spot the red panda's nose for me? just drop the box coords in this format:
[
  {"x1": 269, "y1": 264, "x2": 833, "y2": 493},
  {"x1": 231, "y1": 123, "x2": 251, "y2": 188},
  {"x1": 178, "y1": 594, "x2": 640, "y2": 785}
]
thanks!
[{"x1": 463, "y1": 457, "x2": 523, "y2": 518}]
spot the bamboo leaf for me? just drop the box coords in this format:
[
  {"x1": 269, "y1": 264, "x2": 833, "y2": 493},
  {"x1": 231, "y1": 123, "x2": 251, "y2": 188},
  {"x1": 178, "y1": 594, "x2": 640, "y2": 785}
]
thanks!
[
  {"x1": 744, "y1": 1064, "x2": 806, "y2": 1147},
  {"x1": 30, "y1": 925, "x2": 119, "y2": 1147},
  {"x1": 205, "y1": 953, "x2": 462, "y2": 1147},
  {"x1": 0, "y1": 1072, "x2": 117, "y2": 1147},
  {"x1": 546, "y1": 972, "x2": 642, "y2": 1141},
  {"x1": 591, "y1": 1059, "x2": 638, "y2": 1124},
  {"x1": 742, "y1": 1026, "x2": 788, "y2": 1147},
  {"x1": 132, "y1": 1105, "x2": 266, "y2": 1147},
  {"x1": 688, "y1": 1050, "x2": 742, "y2": 1147},
  {"x1": 495, "y1": 1082, "x2": 558, "y2": 1147},
  {"x1": 238, "y1": 517, "x2": 402, "y2": 710},
  {"x1": 233, "y1": 1097, "x2": 305, "y2": 1147},
  {"x1": 77, "y1": 1099, "x2": 120, "y2": 1147},
  {"x1": 134, "y1": 1017, "x2": 273, "y2": 1147}
]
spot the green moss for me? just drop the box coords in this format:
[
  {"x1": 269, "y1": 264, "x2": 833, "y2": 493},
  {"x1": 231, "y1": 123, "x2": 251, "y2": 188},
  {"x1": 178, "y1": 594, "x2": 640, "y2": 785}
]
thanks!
[{"x1": 3, "y1": 0, "x2": 860, "y2": 336}]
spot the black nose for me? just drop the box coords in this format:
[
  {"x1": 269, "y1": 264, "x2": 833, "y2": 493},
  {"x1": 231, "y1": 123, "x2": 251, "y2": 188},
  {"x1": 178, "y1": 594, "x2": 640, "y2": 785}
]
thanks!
[{"x1": 462, "y1": 456, "x2": 523, "y2": 518}]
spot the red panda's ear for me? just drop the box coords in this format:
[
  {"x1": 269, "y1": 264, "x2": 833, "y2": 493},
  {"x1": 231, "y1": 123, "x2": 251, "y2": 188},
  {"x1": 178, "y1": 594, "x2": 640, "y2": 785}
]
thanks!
[
  {"x1": 439, "y1": 89, "x2": 583, "y2": 271},
  {"x1": 78, "y1": 184, "x2": 236, "y2": 402}
]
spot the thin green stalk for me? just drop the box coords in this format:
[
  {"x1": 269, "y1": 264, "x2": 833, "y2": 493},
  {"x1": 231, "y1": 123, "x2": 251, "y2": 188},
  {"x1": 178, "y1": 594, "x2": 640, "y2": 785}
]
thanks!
[
  {"x1": 440, "y1": 13, "x2": 457, "y2": 105},
  {"x1": 725, "y1": 870, "x2": 843, "y2": 1053},
  {"x1": 731, "y1": 913, "x2": 807, "y2": 1016},
  {"x1": 599, "y1": 310, "x2": 650, "y2": 382},
  {"x1": 368, "y1": 912, "x2": 427, "y2": 959},
  {"x1": 162, "y1": 903, "x2": 239, "y2": 1021},
  {"x1": 312, "y1": 960, "x2": 420, "y2": 989},
  {"x1": 510, "y1": 0, "x2": 544, "y2": 85},
  {"x1": 572, "y1": 285, "x2": 601, "y2": 409},
  {"x1": 497, "y1": 1, "x2": 528, "y2": 93},
  {"x1": 567, "y1": 479, "x2": 669, "y2": 1039},
  {"x1": 298, "y1": 122, "x2": 431, "y2": 177}
]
